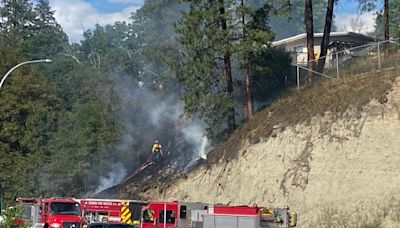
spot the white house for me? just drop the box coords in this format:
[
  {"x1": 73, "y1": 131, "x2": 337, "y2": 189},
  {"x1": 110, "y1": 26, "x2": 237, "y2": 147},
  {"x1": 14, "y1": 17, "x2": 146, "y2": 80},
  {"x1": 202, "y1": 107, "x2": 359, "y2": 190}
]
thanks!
[{"x1": 272, "y1": 32, "x2": 375, "y2": 66}]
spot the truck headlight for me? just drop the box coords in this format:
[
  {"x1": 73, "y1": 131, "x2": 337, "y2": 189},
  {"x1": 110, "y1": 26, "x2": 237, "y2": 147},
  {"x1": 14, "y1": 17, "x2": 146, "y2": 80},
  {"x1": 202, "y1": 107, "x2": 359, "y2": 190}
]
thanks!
[{"x1": 50, "y1": 223, "x2": 61, "y2": 228}]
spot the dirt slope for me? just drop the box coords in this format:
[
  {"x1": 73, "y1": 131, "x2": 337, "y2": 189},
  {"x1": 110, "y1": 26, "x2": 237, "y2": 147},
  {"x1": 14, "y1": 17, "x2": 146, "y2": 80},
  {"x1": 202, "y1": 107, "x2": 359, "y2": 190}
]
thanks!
[{"x1": 118, "y1": 70, "x2": 400, "y2": 227}]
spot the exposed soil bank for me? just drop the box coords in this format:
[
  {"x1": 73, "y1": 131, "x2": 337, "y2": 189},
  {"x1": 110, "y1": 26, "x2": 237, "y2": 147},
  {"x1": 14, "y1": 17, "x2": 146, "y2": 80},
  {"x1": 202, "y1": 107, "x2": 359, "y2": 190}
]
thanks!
[{"x1": 120, "y1": 72, "x2": 400, "y2": 227}]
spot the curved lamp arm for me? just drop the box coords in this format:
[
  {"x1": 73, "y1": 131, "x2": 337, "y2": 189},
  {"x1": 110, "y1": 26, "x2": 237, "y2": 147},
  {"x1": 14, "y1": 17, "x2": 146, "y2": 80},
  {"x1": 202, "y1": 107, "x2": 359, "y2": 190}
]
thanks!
[{"x1": 0, "y1": 59, "x2": 52, "y2": 91}]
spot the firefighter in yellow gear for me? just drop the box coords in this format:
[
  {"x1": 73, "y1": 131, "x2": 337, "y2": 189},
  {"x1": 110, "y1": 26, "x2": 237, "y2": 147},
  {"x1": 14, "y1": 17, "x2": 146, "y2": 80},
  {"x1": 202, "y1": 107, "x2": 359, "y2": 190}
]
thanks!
[
  {"x1": 151, "y1": 140, "x2": 162, "y2": 162},
  {"x1": 142, "y1": 209, "x2": 155, "y2": 223}
]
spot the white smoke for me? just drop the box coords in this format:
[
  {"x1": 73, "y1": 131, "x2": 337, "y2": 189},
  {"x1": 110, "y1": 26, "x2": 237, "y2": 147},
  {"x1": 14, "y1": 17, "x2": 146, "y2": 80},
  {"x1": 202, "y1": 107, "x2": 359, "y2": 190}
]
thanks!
[
  {"x1": 144, "y1": 92, "x2": 212, "y2": 161},
  {"x1": 93, "y1": 78, "x2": 212, "y2": 194},
  {"x1": 181, "y1": 120, "x2": 211, "y2": 160},
  {"x1": 147, "y1": 94, "x2": 212, "y2": 160},
  {"x1": 93, "y1": 163, "x2": 127, "y2": 194},
  {"x1": 148, "y1": 96, "x2": 182, "y2": 127}
]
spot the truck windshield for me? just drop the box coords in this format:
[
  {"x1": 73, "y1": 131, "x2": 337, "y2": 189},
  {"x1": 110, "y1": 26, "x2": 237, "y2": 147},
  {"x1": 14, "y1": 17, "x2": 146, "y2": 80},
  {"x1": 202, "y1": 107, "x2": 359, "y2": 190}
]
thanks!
[
  {"x1": 50, "y1": 202, "x2": 81, "y2": 215},
  {"x1": 22, "y1": 205, "x2": 32, "y2": 219}
]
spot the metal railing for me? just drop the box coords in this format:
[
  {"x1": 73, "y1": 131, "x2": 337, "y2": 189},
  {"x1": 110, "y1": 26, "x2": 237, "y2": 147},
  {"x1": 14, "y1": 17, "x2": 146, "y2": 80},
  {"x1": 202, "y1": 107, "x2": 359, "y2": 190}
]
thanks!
[{"x1": 292, "y1": 38, "x2": 400, "y2": 89}]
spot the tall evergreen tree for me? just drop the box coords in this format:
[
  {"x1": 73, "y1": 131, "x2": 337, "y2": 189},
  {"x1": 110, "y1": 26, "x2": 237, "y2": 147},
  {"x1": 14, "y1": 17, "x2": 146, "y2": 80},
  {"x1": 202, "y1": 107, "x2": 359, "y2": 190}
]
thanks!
[
  {"x1": 81, "y1": 22, "x2": 138, "y2": 76},
  {"x1": 34, "y1": 0, "x2": 58, "y2": 29},
  {"x1": 218, "y1": 0, "x2": 236, "y2": 133},
  {"x1": 240, "y1": 0, "x2": 253, "y2": 120},
  {"x1": 131, "y1": 0, "x2": 186, "y2": 90},
  {"x1": 0, "y1": 58, "x2": 62, "y2": 203},
  {"x1": 175, "y1": 0, "x2": 276, "y2": 137},
  {"x1": 268, "y1": 0, "x2": 334, "y2": 40},
  {"x1": 174, "y1": 0, "x2": 236, "y2": 139},
  {"x1": 374, "y1": 0, "x2": 400, "y2": 39},
  {"x1": 357, "y1": 0, "x2": 392, "y2": 58},
  {"x1": 0, "y1": 0, "x2": 36, "y2": 43},
  {"x1": 316, "y1": 0, "x2": 335, "y2": 73},
  {"x1": 305, "y1": 0, "x2": 315, "y2": 83},
  {"x1": 384, "y1": 0, "x2": 389, "y2": 59},
  {"x1": 236, "y1": 2, "x2": 274, "y2": 120}
]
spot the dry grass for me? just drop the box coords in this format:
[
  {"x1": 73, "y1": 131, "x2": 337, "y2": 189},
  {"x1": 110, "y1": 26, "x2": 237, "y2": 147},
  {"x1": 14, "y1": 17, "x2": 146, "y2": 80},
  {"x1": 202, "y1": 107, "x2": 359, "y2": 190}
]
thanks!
[
  {"x1": 207, "y1": 57, "x2": 399, "y2": 164},
  {"x1": 313, "y1": 196, "x2": 400, "y2": 228}
]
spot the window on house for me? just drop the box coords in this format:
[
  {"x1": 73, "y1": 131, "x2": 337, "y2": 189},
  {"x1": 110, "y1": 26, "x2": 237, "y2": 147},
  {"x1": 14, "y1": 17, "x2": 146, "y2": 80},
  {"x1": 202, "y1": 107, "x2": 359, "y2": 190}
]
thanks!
[{"x1": 294, "y1": 45, "x2": 304, "y2": 53}]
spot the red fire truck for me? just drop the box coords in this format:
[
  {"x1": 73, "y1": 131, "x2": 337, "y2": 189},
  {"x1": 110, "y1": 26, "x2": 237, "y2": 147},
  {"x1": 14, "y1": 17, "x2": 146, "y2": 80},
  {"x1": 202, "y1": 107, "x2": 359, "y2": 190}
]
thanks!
[
  {"x1": 139, "y1": 201, "x2": 297, "y2": 228},
  {"x1": 16, "y1": 197, "x2": 85, "y2": 228},
  {"x1": 78, "y1": 199, "x2": 147, "y2": 225}
]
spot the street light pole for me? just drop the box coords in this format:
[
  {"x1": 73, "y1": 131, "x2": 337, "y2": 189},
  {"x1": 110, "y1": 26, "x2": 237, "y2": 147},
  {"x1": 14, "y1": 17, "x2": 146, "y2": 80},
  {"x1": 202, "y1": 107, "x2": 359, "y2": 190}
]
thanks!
[{"x1": 0, "y1": 59, "x2": 52, "y2": 91}]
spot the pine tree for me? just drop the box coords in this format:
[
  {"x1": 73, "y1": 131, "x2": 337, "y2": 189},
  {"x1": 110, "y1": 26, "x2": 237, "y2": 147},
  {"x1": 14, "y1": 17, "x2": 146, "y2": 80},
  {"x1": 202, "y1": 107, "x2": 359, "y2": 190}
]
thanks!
[
  {"x1": 304, "y1": 0, "x2": 315, "y2": 83},
  {"x1": 218, "y1": 0, "x2": 236, "y2": 133},
  {"x1": 0, "y1": 0, "x2": 36, "y2": 43},
  {"x1": 130, "y1": 0, "x2": 186, "y2": 90},
  {"x1": 34, "y1": 0, "x2": 59, "y2": 29},
  {"x1": 268, "y1": 0, "x2": 334, "y2": 40},
  {"x1": 0, "y1": 57, "x2": 62, "y2": 202},
  {"x1": 316, "y1": 0, "x2": 335, "y2": 73},
  {"x1": 21, "y1": 0, "x2": 68, "y2": 60},
  {"x1": 357, "y1": 0, "x2": 392, "y2": 58},
  {"x1": 79, "y1": 21, "x2": 140, "y2": 85},
  {"x1": 236, "y1": 2, "x2": 274, "y2": 120},
  {"x1": 384, "y1": 0, "x2": 389, "y2": 59},
  {"x1": 374, "y1": 0, "x2": 400, "y2": 39},
  {"x1": 174, "y1": 0, "x2": 237, "y2": 139}
]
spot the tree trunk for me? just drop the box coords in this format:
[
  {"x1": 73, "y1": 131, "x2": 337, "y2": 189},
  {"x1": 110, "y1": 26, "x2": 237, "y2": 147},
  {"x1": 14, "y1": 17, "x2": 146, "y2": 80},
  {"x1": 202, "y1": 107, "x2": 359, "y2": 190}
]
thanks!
[
  {"x1": 384, "y1": 0, "x2": 389, "y2": 60},
  {"x1": 219, "y1": 0, "x2": 236, "y2": 133},
  {"x1": 316, "y1": 0, "x2": 335, "y2": 74},
  {"x1": 241, "y1": 0, "x2": 253, "y2": 120},
  {"x1": 305, "y1": 0, "x2": 315, "y2": 84},
  {"x1": 223, "y1": 53, "x2": 235, "y2": 133},
  {"x1": 243, "y1": 62, "x2": 253, "y2": 120}
]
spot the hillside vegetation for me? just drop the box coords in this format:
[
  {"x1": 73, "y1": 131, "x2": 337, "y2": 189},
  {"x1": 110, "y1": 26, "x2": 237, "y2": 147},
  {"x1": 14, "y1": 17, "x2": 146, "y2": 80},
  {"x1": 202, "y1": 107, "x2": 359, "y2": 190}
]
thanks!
[
  {"x1": 0, "y1": 0, "x2": 297, "y2": 204},
  {"x1": 2, "y1": 3, "x2": 400, "y2": 228},
  {"x1": 119, "y1": 50, "x2": 400, "y2": 227}
]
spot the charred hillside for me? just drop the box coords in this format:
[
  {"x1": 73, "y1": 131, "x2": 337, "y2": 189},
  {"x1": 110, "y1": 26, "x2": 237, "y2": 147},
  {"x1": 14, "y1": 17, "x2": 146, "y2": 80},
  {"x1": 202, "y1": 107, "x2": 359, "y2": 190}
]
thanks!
[
  {"x1": 95, "y1": 143, "x2": 207, "y2": 199},
  {"x1": 108, "y1": 55, "x2": 400, "y2": 227}
]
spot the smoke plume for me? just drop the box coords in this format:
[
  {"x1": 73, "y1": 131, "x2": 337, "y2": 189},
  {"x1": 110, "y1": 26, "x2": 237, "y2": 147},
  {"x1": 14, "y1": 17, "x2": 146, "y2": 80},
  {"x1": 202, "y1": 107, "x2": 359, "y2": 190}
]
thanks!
[
  {"x1": 93, "y1": 163, "x2": 127, "y2": 194},
  {"x1": 91, "y1": 75, "x2": 212, "y2": 194},
  {"x1": 181, "y1": 120, "x2": 210, "y2": 160}
]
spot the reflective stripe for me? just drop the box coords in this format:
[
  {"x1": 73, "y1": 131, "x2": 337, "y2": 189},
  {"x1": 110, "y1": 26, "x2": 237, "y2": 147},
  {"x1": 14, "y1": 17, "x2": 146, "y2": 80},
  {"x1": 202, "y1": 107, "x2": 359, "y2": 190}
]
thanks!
[
  {"x1": 120, "y1": 201, "x2": 132, "y2": 224},
  {"x1": 122, "y1": 208, "x2": 130, "y2": 217}
]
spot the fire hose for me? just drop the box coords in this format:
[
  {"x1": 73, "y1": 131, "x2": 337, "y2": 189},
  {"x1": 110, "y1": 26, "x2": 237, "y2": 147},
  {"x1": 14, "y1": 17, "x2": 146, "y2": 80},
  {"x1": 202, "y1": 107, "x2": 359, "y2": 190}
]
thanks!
[
  {"x1": 120, "y1": 154, "x2": 154, "y2": 184},
  {"x1": 120, "y1": 140, "x2": 177, "y2": 185}
]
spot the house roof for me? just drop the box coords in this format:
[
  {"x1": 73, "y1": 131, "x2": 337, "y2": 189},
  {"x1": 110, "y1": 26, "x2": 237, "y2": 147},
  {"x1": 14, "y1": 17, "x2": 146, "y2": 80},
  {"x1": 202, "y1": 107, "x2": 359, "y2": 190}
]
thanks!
[{"x1": 272, "y1": 32, "x2": 375, "y2": 47}]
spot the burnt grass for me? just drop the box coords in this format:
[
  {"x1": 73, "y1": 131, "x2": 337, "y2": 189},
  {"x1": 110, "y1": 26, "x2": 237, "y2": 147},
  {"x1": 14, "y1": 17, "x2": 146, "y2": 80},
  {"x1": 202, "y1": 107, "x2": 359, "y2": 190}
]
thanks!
[
  {"x1": 100, "y1": 60, "x2": 398, "y2": 200},
  {"x1": 95, "y1": 152, "x2": 205, "y2": 199}
]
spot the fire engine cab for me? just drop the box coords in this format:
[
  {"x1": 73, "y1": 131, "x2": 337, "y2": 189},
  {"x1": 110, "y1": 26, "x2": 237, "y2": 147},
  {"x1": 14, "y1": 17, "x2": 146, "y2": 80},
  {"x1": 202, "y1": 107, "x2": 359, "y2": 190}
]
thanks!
[{"x1": 16, "y1": 197, "x2": 85, "y2": 228}]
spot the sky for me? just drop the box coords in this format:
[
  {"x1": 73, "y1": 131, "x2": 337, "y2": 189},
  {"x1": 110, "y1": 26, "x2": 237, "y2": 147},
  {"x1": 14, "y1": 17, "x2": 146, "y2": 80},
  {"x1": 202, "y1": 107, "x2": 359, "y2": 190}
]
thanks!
[
  {"x1": 334, "y1": 0, "x2": 378, "y2": 34},
  {"x1": 49, "y1": 0, "x2": 144, "y2": 42},
  {"x1": 45, "y1": 0, "x2": 378, "y2": 43}
]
